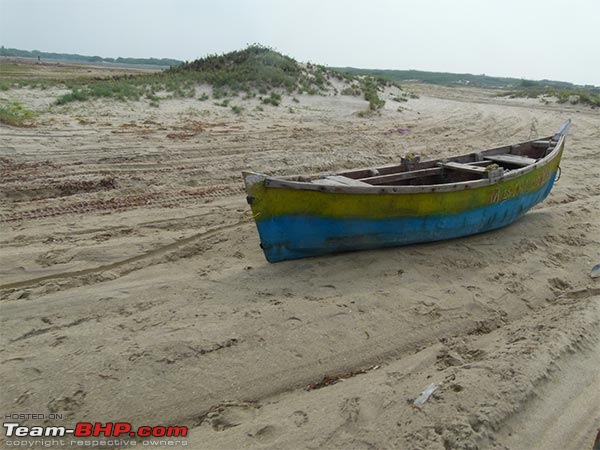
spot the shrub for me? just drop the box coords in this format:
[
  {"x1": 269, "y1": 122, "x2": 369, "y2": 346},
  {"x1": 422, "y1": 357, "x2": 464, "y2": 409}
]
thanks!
[
  {"x1": 0, "y1": 101, "x2": 35, "y2": 126},
  {"x1": 361, "y1": 78, "x2": 385, "y2": 110},
  {"x1": 56, "y1": 90, "x2": 89, "y2": 104},
  {"x1": 341, "y1": 85, "x2": 361, "y2": 96},
  {"x1": 262, "y1": 92, "x2": 281, "y2": 106}
]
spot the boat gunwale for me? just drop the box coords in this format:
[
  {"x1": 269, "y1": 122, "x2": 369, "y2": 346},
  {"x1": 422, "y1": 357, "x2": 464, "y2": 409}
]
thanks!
[{"x1": 258, "y1": 135, "x2": 566, "y2": 194}]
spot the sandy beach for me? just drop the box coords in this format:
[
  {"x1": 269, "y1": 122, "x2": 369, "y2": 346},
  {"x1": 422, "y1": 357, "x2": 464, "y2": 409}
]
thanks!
[{"x1": 1, "y1": 74, "x2": 599, "y2": 449}]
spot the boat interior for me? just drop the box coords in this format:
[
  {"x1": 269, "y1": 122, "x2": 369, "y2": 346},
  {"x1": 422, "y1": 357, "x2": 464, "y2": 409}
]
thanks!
[{"x1": 282, "y1": 136, "x2": 558, "y2": 187}]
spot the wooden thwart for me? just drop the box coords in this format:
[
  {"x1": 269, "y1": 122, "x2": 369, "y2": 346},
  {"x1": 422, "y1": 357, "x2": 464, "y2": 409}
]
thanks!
[
  {"x1": 358, "y1": 167, "x2": 442, "y2": 185},
  {"x1": 484, "y1": 154, "x2": 537, "y2": 167},
  {"x1": 532, "y1": 140, "x2": 551, "y2": 148},
  {"x1": 468, "y1": 160, "x2": 498, "y2": 166},
  {"x1": 438, "y1": 161, "x2": 489, "y2": 175},
  {"x1": 312, "y1": 175, "x2": 372, "y2": 187}
]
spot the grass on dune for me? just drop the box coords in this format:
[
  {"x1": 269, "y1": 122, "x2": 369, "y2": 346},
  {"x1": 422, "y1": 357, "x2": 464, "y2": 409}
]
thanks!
[
  {"x1": 0, "y1": 101, "x2": 35, "y2": 126},
  {"x1": 2, "y1": 45, "x2": 393, "y2": 112},
  {"x1": 46, "y1": 45, "x2": 341, "y2": 106},
  {"x1": 53, "y1": 74, "x2": 198, "y2": 105}
]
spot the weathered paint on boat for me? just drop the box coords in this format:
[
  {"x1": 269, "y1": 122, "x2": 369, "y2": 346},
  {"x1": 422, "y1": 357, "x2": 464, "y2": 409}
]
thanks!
[{"x1": 244, "y1": 133, "x2": 565, "y2": 263}]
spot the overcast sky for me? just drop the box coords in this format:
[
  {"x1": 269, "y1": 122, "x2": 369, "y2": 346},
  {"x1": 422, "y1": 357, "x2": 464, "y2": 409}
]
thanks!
[{"x1": 1, "y1": 0, "x2": 598, "y2": 85}]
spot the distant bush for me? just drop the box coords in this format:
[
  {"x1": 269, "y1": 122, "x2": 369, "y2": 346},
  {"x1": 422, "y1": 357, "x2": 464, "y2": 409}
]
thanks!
[
  {"x1": 262, "y1": 92, "x2": 281, "y2": 106},
  {"x1": 341, "y1": 84, "x2": 361, "y2": 96},
  {"x1": 56, "y1": 90, "x2": 90, "y2": 104},
  {"x1": 0, "y1": 45, "x2": 182, "y2": 67},
  {"x1": 212, "y1": 87, "x2": 229, "y2": 99},
  {"x1": 519, "y1": 79, "x2": 540, "y2": 88},
  {"x1": 361, "y1": 78, "x2": 385, "y2": 111},
  {"x1": 498, "y1": 86, "x2": 600, "y2": 107}
]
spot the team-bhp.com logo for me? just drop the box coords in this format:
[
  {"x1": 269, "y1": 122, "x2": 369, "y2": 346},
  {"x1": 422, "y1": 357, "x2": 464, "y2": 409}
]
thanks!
[{"x1": 4, "y1": 421, "x2": 187, "y2": 438}]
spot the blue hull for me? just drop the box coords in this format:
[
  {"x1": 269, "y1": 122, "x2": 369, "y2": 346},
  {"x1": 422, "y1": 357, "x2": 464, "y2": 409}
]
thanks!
[{"x1": 256, "y1": 172, "x2": 557, "y2": 262}]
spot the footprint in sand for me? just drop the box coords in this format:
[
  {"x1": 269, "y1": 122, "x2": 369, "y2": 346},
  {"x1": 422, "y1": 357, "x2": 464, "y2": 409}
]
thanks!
[
  {"x1": 249, "y1": 424, "x2": 278, "y2": 442},
  {"x1": 205, "y1": 402, "x2": 258, "y2": 432},
  {"x1": 548, "y1": 277, "x2": 571, "y2": 291},
  {"x1": 339, "y1": 396, "x2": 383, "y2": 429},
  {"x1": 47, "y1": 389, "x2": 86, "y2": 414},
  {"x1": 291, "y1": 410, "x2": 308, "y2": 427}
]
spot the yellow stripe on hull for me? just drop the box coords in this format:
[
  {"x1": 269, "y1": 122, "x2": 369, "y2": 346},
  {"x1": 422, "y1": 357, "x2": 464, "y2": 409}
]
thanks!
[{"x1": 247, "y1": 146, "x2": 562, "y2": 222}]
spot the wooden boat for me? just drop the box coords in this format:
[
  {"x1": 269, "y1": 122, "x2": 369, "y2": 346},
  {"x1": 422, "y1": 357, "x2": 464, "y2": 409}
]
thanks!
[{"x1": 243, "y1": 120, "x2": 571, "y2": 262}]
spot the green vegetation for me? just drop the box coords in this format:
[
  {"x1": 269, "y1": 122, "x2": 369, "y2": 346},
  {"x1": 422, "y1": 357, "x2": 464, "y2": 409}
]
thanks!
[
  {"x1": 56, "y1": 90, "x2": 89, "y2": 104},
  {"x1": 262, "y1": 92, "x2": 282, "y2": 106},
  {"x1": 50, "y1": 74, "x2": 198, "y2": 105},
  {"x1": 0, "y1": 65, "x2": 61, "y2": 90},
  {"x1": 169, "y1": 45, "x2": 388, "y2": 111},
  {"x1": 28, "y1": 45, "x2": 352, "y2": 106},
  {"x1": 0, "y1": 45, "x2": 392, "y2": 112},
  {"x1": 496, "y1": 80, "x2": 600, "y2": 107},
  {"x1": 4, "y1": 44, "x2": 598, "y2": 113},
  {"x1": 0, "y1": 101, "x2": 35, "y2": 126},
  {"x1": 56, "y1": 79, "x2": 144, "y2": 104},
  {"x1": 361, "y1": 77, "x2": 385, "y2": 111},
  {"x1": 215, "y1": 99, "x2": 230, "y2": 107},
  {"x1": 333, "y1": 67, "x2": 580, "y2": 90},
  {"x1": 0, "y1": 63, "x2": 35, "y2": 76},
  {"x1": 337, "y1": 67, "x2": 597, "y2": 108},
  {"x1": 1, "y1": 46, "x2": 182, "y2": 67},
  {"x1": 171, "y1": 45, "x2": 336, "y2": 96},
  {"x1": 341, "y1": 84, "x2": 362, "y2": 96}
]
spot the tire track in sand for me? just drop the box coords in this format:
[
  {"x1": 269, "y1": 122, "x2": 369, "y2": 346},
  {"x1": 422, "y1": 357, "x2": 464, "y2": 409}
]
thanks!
[
  {"x1": 0, "y1": 184, "x2": 245, "y2": 222},
  {"x1": 0, "y1": 220, "x2": 248, "y2": 293}
]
